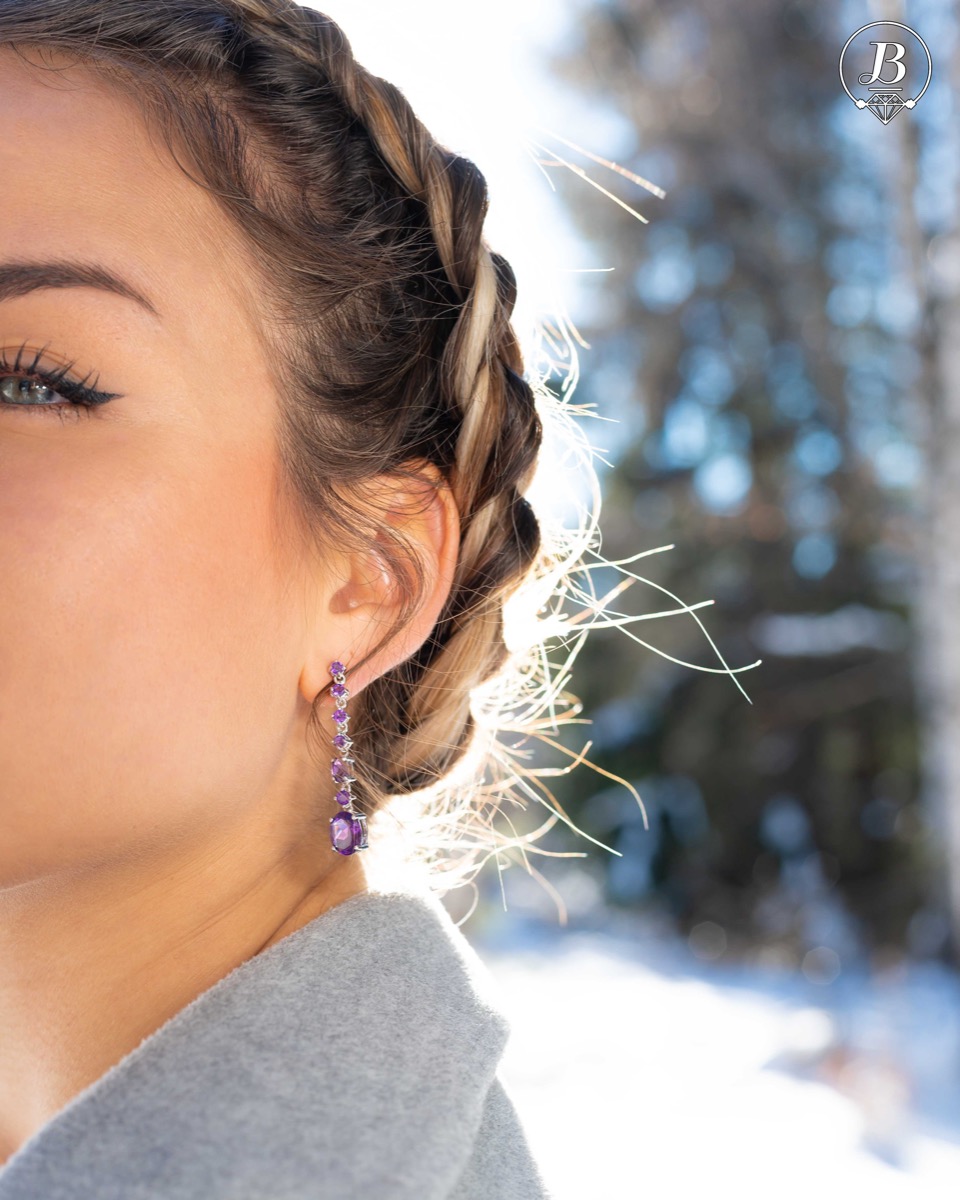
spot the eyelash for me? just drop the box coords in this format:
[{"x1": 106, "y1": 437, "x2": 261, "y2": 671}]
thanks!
[{"x1": 0, "y1": 341, "x2": 122, "y2": 421}]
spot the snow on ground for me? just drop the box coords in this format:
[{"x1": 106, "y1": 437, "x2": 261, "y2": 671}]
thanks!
[{"x1": 459, "y1": 880, "x2": 960, "y2": 1200}]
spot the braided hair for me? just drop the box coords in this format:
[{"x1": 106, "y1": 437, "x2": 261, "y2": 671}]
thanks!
[{"x1": 0, "y1": 1, "x2": 621, "y2": 900}]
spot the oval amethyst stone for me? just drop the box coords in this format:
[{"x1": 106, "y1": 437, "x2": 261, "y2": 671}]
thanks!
[
  {"x1": 330, "y1": 812, "x2": 357, "y2": 854},
  {"x1": 331, "y1": 757, "x2": 355, "y2": 783},
  {"x1": 330, "y1": 812, "x2": 368, "y2": 855},
  {"x1": 335, "y1": 787, "x2": 352, "y2": 807}
]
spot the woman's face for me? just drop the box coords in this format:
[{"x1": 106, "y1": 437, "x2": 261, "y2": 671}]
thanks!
[{"x1": 0, "y1": 48, "x2": 333, "y2": 887}]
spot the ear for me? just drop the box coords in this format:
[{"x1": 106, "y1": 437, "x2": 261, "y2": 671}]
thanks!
[{"x1": 296, "y1": 461, "x2": 460, "y2": 708}]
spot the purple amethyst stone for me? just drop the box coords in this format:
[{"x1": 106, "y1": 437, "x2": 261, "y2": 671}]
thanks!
[
  {"x1": 329, "y1": 660, "x2": 345, "y2": 676},
  {"x1": 335, "y1": 787, "x2": 352, "y2": 807},
  {"x1": 329, "y1": 811, "x2": 369, "y2": 855},
  {"x1": 331, "y1": 757, "x2": 355, "y2": 784},
  {"x1": 330, "y1": 682, "x2": 347, "y2": 699},
  {"x1": 332, "y1": 733, "x2": 352, "y2": 751},
  {"x1": 330, "y1": 812, "x2": 356, "y2": 853},
  {"x1": 332, "y1": 708, "x2": 348, "y2": 724}
]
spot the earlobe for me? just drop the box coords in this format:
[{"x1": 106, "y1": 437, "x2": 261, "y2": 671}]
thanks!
[
  {"x1": 297, "y1": 543, "x2": 404, "y2": 707},
  {"x1": 298, "y1": 463, "x2": 460, "y2": 707}
]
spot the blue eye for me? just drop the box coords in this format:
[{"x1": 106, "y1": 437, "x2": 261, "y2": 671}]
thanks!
[{"x1": 0, "y1": 341, "x2": 122, "y2": 420}]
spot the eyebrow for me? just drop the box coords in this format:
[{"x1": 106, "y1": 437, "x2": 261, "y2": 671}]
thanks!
[{"x1": 0, "y1": 259, "x2": 161, "y2": 321}]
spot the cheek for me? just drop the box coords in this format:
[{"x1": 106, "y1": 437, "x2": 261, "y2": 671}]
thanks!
[{"x1": 0, "y1": 431, "x2": 299, "y2": 882}]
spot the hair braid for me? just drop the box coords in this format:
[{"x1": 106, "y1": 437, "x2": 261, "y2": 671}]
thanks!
[
  {"x1": 230, "y1": 1, "x2": 530, "y2": 519},
  {"x1": 0, "y1": 0, "x2": 609, "y2": 900},
  {"x1": 214, "y1": 4, "x2": 548, "y2": 783}
]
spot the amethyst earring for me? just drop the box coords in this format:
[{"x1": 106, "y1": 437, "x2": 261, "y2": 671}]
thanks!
[{"x1": 328, "y1": 660, "x2": 369, "y2": 856}]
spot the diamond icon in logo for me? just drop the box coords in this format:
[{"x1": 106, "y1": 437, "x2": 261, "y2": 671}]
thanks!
[{"x1": 866, "y1": 92, "x2": 906, "y2": 123}]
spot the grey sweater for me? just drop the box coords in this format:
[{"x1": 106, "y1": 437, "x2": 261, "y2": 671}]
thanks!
[{"x1": 0, "y1": 888, "x2": 554, "y2": 1199}]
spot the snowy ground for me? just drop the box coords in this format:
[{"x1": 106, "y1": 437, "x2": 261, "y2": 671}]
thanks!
[{"x1": 460, "y1": 881, "x2": 960, "y2": 1200}]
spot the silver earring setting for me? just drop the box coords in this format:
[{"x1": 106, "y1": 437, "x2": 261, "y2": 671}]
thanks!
[{"x1": 327, "y1": 660, "x2": 369, "y2": 855}]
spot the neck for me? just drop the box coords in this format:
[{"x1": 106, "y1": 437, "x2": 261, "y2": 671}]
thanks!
[{"x1": 0, "y1": 809, "x2": 368, "y2": 1166}]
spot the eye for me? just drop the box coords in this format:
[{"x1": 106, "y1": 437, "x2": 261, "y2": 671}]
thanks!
[{"x1": 0, "y1": 341, "x2": 122, "y2": 421}]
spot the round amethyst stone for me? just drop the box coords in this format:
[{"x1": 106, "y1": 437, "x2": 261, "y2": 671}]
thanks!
[
  {"x1": 335, "y1": 787, "x2": 352, "y2": 807},
  {"x1": 332, "y1": 708, "x2": 348, "y2": 724},
  {"x1": 329, "y1": 660, "x2": 345, "y2": 677}
]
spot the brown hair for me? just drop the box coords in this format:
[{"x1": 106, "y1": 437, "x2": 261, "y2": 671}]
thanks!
[{"x1": 0, "y1": 0, "x2": 638, "y2": 906}]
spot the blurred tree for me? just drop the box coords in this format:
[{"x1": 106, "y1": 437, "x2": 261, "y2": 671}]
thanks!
[
  {"x1": 897, "y1": 0, "x2": 960, "y2": 961},
  {"x1": 536, "y1": 0, "x2": 953, "y2": 967}
]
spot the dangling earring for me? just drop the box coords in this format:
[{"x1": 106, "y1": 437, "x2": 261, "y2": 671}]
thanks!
[{"x1": 328, "y1": 660, "x2": 369, "y2": 855}]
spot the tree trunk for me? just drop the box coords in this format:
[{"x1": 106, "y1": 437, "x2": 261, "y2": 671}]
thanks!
[{"x1": 894, "y1": 0, "x2": 960, "y2": 957}]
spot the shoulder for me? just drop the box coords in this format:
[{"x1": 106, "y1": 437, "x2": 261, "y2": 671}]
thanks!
[{"x1": 0, "y1": 888, "x2": 537, "y2": 1200}]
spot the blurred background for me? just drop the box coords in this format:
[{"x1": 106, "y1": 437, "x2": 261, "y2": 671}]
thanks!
[{"x1": 322, "y1": 0, "x2": 960, "y2": 1195}]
